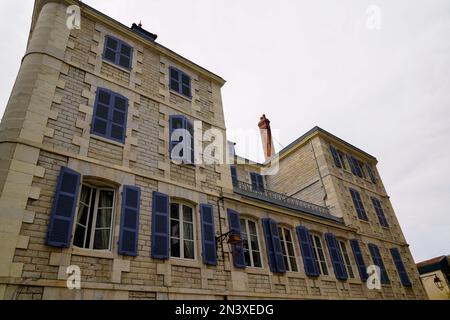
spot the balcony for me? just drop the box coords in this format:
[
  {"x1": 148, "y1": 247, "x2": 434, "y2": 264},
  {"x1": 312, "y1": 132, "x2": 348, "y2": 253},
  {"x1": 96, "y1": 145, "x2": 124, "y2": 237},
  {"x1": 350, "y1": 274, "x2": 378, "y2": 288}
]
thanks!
[{"x1": 233, "y1": 180, "x2": 343, "y2": 224}]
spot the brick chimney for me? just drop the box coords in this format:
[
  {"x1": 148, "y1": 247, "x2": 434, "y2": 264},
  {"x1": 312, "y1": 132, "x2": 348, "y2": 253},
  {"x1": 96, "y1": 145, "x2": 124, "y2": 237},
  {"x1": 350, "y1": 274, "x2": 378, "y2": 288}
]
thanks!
[{"x1": 258, "y1": 114, "x2": 275, "y2": 160}]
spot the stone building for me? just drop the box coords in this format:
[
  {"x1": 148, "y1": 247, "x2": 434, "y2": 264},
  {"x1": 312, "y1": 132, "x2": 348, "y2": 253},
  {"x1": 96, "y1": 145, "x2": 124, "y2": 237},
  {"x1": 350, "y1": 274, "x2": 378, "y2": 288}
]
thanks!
[{"x1": 0, "y1": 0, "x2": 426, "y2": 300}]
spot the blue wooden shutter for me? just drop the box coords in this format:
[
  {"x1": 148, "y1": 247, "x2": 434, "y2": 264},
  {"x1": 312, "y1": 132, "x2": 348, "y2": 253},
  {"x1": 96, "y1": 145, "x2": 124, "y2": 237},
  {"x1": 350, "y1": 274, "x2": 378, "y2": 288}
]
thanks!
[
  {"x1": 366, "y1": 164, "x2": 377, "y2": 183},
  {"x1": 371, "y1": 197, "x2": 389, "y2": 228},
  {"x1": 169, "y1": 115, "x2": 186, "y2": 160},
  {"x1": 92, "y1": 88, "x2": 112, "y2": 137},
  {"x1": 151, "y1": 192, "x2": 170, "y2": 259},
  {"x1": 352, "y1": 156, "x2": 363, "y2": 177},
  {"x1": 296, "y1": 226, "x2": 320, "y2": 277},
  {"x1": 349, "y1": 239, "x2": 368, "y2": 281},
  {"x1": 47, "y1": 167, "x2": 81, "y2": 248},
  {"x1": 347, "y1": 155, "x2": 357, "y2": 175},
  {"x1": 118, "y1": 186, "x2": 140, "y2": 256},
  {"x1": 181, "y1": 73, "x2": 192, "y2": 97},
  {"x1": 186, "y1": 118, "x2": 194, "y2": 164},
  {"x1": 169, "y1": 67, "x2": 181, "y2": 93},
  {"x1": 325, "y1": 233, "x2": 348, "y2": 280},
  {"x1": 110, "y1": 93, "x2": 128, "y2": 143},
  {"x1": 270, "y1": 219, "x2": 286, "y2": 273},
  {"x1": 256, "y1": 174, "x2": 265, "y2": 192},
  {"x1": 118, "y1": 41, "x2": 133, "y2": 69},
  {"x1": 368, "y1": 244, "x2": 390, "y2": 284},
  {"x1": 390, "y1": 248, "x2": 412, "y2": 287},
  {"x1": 200, "y1": 204, "x2": 217, "y2": 266},
  {"x1": 330, "y1": 145, "x2": 342, "y2": 168},
  {"x1": 350, "y1": 189, "x2": 368, "y2": 221},
  {"x1": 104, "y1": 36, "x2": 118, "y2": 64},
  {"x1": 230, "y1": 166, "x2": 238, "y2": 186},
  {"x1": 262, "y1": 219, "x2": 276, "y2": 272},
  {"x1": 250, "y1": 173, "x2": 258, "y2": 191},
  {"x1": 227, "y1": 209, "x2": 246, "y2": 268}
]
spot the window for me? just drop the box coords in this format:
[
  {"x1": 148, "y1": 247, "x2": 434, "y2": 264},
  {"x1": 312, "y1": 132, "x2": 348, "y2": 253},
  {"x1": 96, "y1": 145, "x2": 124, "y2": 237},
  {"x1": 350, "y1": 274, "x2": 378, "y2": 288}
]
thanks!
[
  {"x1": 366, "y1": 164, "x2": 377, "y2": 184},
  {"x1": 349, "y1": 189, "x2": 369, "y2": 221},
  {"x1": 91, "y1": 88, "x2": 128, "y2": 143},
  {"x1": 250, "y1": 172, "x2": 265, "y2": 192},
  {"x1": 278, "y1": 227, "x2": 298, "y2": 272},
  {"x1": 329, "y1": 145, "x2": 342, "y2": 168},
  {"x1": 310, "y1": 234, "x2": 329, "y2": 275},
  {"x1": 358, "y1": 161, "x2": 367, "y2": 179},
  {"x1": 103, "y1": 35, "x2": 133, "y2": 69},
  {"x1": 169, "y1": 67, "x2": 192, "y2": 98},
  {"x1": 338, "y1": 151, "x2": 348, "y2": 170},
  {"x1": 170, "y1": 203, "x2": 195, "y2": 260},
  {"x1": 230, "y1": 166, "x2": 238, "y2": 186},
  {"x1": 169, "y1": 115, "x2": 194, "y2": 164},
  {"x1": 368, "y1": 244, "x2": 390, "y2": 284},
  {"x1": 371, "y1": 197, "x2": 389, "y2": 228},
  {"x1": 240, "y1": 218, "x2": 262, "y2": 268},
  {"x1": 338, "y1": 241, "x2": 355, "y2": 278},
  {"x1": 347, "y1": 155, "x2": 363, "y2": 178},
  {"x1": 73, "y1": 184, "x2": 115, "y2": 251}
]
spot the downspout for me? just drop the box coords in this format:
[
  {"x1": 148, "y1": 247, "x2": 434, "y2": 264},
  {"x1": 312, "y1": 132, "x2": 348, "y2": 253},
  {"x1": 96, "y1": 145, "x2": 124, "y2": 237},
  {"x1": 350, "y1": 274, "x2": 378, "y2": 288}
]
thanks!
[{"x1": 310, "y1": 140, "x2": 328, "y2": 206}]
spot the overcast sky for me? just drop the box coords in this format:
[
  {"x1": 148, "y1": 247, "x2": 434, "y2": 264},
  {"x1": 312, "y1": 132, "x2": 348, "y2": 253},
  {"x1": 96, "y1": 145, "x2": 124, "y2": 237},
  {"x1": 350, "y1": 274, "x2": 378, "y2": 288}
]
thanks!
[{"x1": 1, "y1": 0, "x2": 449, "y2": 262}]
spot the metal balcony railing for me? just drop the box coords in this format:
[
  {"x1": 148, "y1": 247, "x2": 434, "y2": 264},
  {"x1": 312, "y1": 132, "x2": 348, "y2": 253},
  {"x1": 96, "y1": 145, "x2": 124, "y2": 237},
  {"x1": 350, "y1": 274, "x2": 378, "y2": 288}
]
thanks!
[{"x1": 233, "y1": 180, "x2": 343, "y2": 223}]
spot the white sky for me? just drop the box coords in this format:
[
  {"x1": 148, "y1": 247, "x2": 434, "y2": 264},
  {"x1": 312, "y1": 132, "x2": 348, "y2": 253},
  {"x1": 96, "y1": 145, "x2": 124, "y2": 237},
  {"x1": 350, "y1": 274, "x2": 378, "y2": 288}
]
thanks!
[{"x1": 0, "y1": 0, "x2": 449, "y2": 262}]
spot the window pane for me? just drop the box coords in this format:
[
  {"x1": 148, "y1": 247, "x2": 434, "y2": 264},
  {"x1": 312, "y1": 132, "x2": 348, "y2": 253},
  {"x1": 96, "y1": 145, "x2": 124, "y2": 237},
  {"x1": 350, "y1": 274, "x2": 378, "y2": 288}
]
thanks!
[
  {"x1": 183, "y1": 206, "x2": 193, "y2": 222},
  {"x1": 170, "y1": 79, "x2": 180, "y2": 92},
  {"x1": 96, "y1": 104, "x2": 109, "y2": 120},
  {"x1": 96, "y1": 209, "x2": 112, "y2": 228},
  {"x1": 181, "y1": 74, "x2": 190, "y2": 86},
  {"x1": 106, "y1": 37, "x2": 118, "y2": 50},
  {"x1": 182, "y1": 85, "x2": 191, "y2": 97},
  {"x1": 77, "y1": 204, "x2": 89, "y2": 226},
  {"x1": 93, "y1": 119, "x2": 107, "y2": 135},
  {"x1": 114, "y1": 97, "x2": 127, "y2": 111},
  {"x1": 244, "y1": 249, "x2": 251, "y2": 267},
  {"x1": 93, "y1": 229, "x2": 110, "y2": 250},
  {"x1": 73, "y1": 225, "x2": 86, "y2": 248},
  {"x1": 104, "y1": 49, "x2": 116, "y2": 62},
  {"x1": 183, "y1": 222, "x2": 194, "y2": 240},
  {"x1": 99, "y1": 190, "x2": 114, "y2": 208},
  {"x1": 248, "y1": 221, "x2": 257, "y2": 235},
  {"x1": 170, "y1": 203, "x2": 179, "y2": 219},
  {"x1": 170, "y1": 68, "x2": 179, "y2": 80},
  {"x1": 171, "y1": 238, "x2": 180, "y2": 257},
  {"x1": 284, "y1": 229, "x2": 292, "y2": 242},
  {"x1": 290, "y1": 257, "x2": 298, "y2": 272},
  {"x1": 250, "y1": 235, "x2": 259, "y2": 251},
  {"x1": 252, "y1": 251, "x2": 262, "y2": 268},
  {"x1": 184, "y1": 240, "x2": 195, "y2": 259},
  {"x1": 287, "y1": 242, "x2": 295, "y2": 257},
  {"x1": 119, "y1": 56, "x2": 130, "y2": 68},
  {"x1": 170, "y1": 220, "x2": 180, "y2": 238},
  {"x1": 98, "y1": 91, "x2": 111, "y2": 105},
  {"x1": 120, "y1": 44, "x2": 131, "y2": 56},
  {"x1": 110, "y1": 124, "x2": 124, "y2": 141},
  {"x1": 112, "y1": 110, "x2": 125, "y2": 125}
]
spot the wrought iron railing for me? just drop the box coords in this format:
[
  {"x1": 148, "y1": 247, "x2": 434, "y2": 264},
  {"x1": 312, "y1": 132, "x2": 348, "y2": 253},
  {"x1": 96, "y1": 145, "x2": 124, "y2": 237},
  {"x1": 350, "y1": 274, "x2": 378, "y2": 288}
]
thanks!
[{"x1": 233, "y1": 180, "x2": 343, "y2": 223}]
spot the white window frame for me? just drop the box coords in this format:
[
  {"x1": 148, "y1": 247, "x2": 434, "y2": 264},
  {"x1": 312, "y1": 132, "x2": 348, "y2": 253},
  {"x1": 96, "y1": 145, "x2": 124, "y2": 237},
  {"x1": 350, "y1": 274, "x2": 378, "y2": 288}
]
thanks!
[
  {"x1": 310, "y1": 234, "x2": 329, "y2": 276},
  {"x1": 169, "y1": 202, "x2": 197, "y2": 260},
  {"x1": 278, "y1": 227, "x2": 298, "y2": 272},
  {"x1": 73, "y1": 184, "x2": 116, "y2": 251},
  {"x1": 240, "y1": 218, "x2": 263, "y2": 268},
  {"x1": 338, "y1": 240, "x2": 355, "y2": 279}
]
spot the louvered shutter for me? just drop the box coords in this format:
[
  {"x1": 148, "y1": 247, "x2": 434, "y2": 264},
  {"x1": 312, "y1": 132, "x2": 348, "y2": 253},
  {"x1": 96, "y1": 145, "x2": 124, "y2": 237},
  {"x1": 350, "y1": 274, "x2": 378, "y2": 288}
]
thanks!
[
  {"x1": 296, "y1": 226, "x2": 320, "y2": 277},
  {"x1": 390, "y1": 248, "x2": 412, "y2": 287},
  {"x1": 200, "y1": 204, "x2": 217, "y2": 266},
  {"x1": 325, "y1": 233, "x2": 348, "y2": 280},
  {"x1": 47, "y1": 167, "x2": 81, "y2": 248},
  {"x1": 151, "y1": 192, "x2": 169, "y2": 259},
  {"x1": 227, "y1": 209, "x2": 246, "y2": 268},
  {"x1": 118, "y1": 186, "x2": 141, "y2": 256},
  {"x1": 330, "y1": 145, "x2": 342, "y2": 168},
  {"x1": 349, "y1": 239, "x2": 368, "y2": 281}
]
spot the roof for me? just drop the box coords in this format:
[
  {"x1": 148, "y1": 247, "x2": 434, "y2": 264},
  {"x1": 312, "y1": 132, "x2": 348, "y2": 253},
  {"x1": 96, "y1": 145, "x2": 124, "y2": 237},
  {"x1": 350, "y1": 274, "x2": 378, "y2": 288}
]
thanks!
[
  {"x1": 417, "y1": 255, "x2": 450, "y2": 282},
  {"x1": 272, "y1": 126, "x2": 377, "y2": 163}
]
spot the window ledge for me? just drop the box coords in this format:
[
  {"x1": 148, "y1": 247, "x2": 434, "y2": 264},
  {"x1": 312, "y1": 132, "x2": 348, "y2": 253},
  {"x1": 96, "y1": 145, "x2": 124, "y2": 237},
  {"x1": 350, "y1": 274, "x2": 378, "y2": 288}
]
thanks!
[
  {"x1": 102, "y1": 59, "x2": 132, "y2": 74},
  {"x1": 170, "y1": 90, "x2": 192, "y2": 102},
  {"x1": 70, "y1": 247, "x2": 115, "y2": 260},
  {"x1": 91, "y1": 134, "x2": 125, "y2": 148},
  {"x1": 245, "y1": 267, "x2": 269, "y2": 276},
  {"x1": 170, "y1": 258, "x2": 201, "y2": 268}
]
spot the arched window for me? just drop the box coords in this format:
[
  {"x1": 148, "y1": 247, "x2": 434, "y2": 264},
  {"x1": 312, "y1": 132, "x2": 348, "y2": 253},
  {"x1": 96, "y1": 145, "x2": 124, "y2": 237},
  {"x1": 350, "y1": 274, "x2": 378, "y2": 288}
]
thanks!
[{"x1": 73, "y1": 184, "x2": 116, "y2": 251}]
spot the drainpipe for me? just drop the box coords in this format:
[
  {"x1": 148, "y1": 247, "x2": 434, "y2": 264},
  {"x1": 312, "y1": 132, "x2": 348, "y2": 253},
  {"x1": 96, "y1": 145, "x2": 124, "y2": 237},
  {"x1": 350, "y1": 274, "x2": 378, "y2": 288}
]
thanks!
[{"x1": 310, "y1": 140, "x2": 328, "y2": 206}]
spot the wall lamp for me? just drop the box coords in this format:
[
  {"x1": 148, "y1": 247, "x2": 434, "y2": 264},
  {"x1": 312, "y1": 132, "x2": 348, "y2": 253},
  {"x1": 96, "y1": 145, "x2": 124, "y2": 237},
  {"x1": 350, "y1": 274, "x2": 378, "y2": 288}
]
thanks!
[{"x1": 421, "y1": 273, "x2": 444, "y2": 291}]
